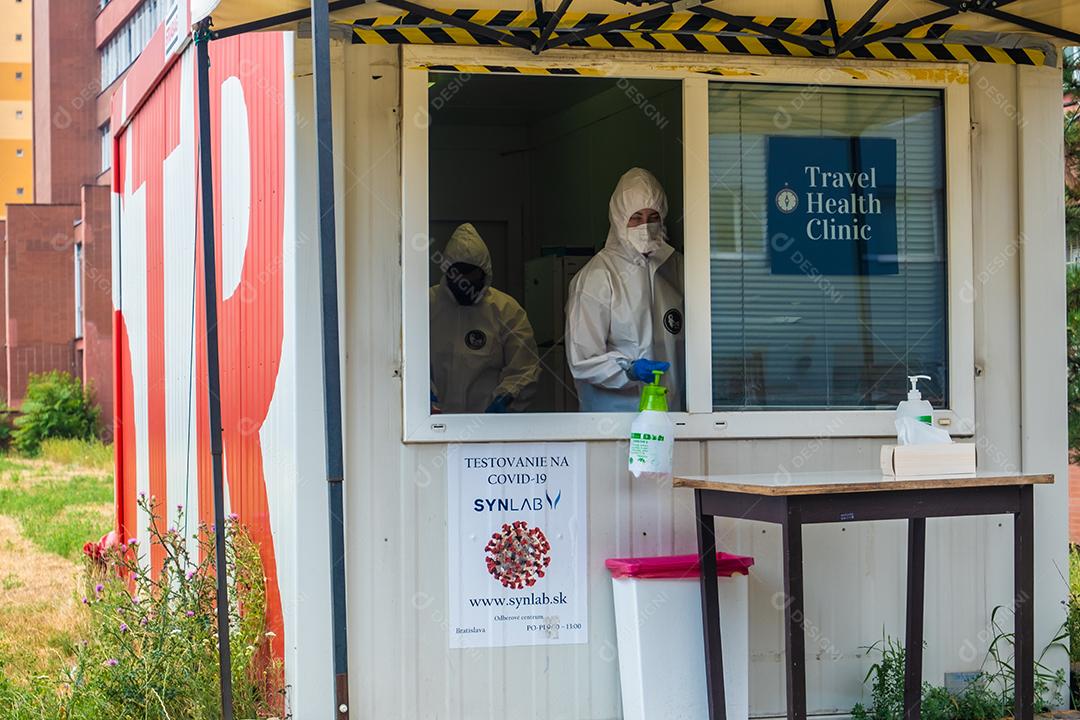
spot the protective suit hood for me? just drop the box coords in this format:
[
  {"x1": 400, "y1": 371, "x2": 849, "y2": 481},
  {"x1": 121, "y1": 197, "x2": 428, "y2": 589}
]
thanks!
[
  {"x1": 441, "y1": 223, "x2": 494, "y2": 300},
  {"x1": 605, "y1": 168, "x2": 671, "y2": 260}
]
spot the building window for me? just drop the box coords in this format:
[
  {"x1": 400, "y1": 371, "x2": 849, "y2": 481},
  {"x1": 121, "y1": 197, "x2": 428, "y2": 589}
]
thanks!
[
  {"x1": 401, "y1": 60, "x2": 974, "y2": 441},
  {"x1": 74, "y1": 243, "x2": 84, "y2": 338},
  {"x1": 14, "y1": 33, "x2": 22, "y2": 41},
  {"x1": 14, "y1": 110, "x2": 22, "y2": 119},
  {"x1": 14, "y1": 71, "x2": 22, "y2": 80},
  {"x1": 100, "y1": 121, "x2": 111, "y2": 172},
  {"x1": 100, "y1": 0, "x2": 163, "y2": 88},
  {"x1": 15, "y1": 187, "x2": 23, "y2": 196},
  {"x1": 15, "y1": 148, "x2": 23, "y2": 157},
  {"x1": 420, "y1": 73, "x2": 683, "y2": 417},
  {"x1": 708, "y1": 84, "x2": 947, "y2": 410}
]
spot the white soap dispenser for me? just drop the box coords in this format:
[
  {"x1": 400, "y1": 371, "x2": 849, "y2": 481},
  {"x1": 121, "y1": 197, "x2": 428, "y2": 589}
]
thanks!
[{"x1": 897, "y1": 375, "x2": 934, "y2": 427}]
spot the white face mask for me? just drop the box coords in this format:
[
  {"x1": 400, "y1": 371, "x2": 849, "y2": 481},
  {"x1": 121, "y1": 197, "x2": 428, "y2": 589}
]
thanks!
[{"x1": 626, "y1": 222, "x2": 665, "y2": 255}]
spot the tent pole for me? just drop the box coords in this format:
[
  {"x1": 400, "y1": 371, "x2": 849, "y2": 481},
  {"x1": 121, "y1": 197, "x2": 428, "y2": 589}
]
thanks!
[
  {"x1": 194, "y1": 19, "x2": 235, "y2": 720},
  {"x1": 309, "y1": 1, "x2": 352, "y2": 718}
]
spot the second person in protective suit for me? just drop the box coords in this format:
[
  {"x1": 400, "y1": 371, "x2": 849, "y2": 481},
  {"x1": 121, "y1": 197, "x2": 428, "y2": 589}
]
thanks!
[
  {"x1": 430, "y1": 223, "x2": 541, "y2": 414},
  {"x1": 565, "y1": 168, "x2": 685, "y2": 412}
]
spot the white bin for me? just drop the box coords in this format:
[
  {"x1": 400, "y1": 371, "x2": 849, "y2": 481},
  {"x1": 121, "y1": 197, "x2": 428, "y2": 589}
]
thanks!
[{"x1": 606, "y1": 553, "x2": 753, "y2": 720}]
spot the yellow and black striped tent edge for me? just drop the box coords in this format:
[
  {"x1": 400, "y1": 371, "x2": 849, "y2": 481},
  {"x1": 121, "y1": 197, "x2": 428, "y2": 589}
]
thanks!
[{"x1": 349, "y1": 10, "x2": 1050, "y2": 67}]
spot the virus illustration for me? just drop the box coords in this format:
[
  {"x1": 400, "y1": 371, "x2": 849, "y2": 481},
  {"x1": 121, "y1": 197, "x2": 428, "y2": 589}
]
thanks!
[{"x1": 484, "y1": 521, "x2": 552, "y2": 589}]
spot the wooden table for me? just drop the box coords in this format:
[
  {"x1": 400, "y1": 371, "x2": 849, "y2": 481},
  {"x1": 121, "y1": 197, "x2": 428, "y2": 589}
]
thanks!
[{"x1": 674, "y1": 470, "x2": 1054, "y2": 720}]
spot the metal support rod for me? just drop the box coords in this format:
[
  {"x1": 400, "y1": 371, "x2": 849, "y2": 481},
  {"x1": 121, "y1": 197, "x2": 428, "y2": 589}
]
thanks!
[
  {"x1": 534, "y1": 0, "x2": 574, "y2": 54},
  {"x1": 689, "y1": 6, "x2": 830, "y2": 55},
  {"x1": 822, "y1": 0, "x2": 840, "y2": 52},
  {"x1": 212, "y1": 0, "x2": 371, "y2": 39},
  {"x1": 543, "y1": 3, "x2": 677, "y2": 50},
  {"x1": 310, "y1": 1, "x2": 352, "y2": 718},
  {"x1": 846, "y1": 7, "x2": 958, "y2": 50},
  {"x1": 929, "y1": 0, "x2": 1080, "y2": 45},
  {"x1": 836, "y1": 0, "x2": 891, "y2": 53},
  {"x1": 194, "y1": 20, "x2": 235, "y2": 720},
  {"x1": 379, "y1": 0, "x2": 534, "y2": 49}
]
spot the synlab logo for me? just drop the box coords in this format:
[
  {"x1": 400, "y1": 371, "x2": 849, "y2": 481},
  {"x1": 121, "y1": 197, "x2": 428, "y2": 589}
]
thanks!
[{"x1": 544, "y1": 488, "x2": 561, "y2": 510}]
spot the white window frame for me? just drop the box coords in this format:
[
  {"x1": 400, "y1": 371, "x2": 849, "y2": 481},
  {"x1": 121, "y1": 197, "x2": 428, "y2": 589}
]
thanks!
[
  {"x1": 74, "y1": 242, "x2": 84, "y2": 338},
  {"x1": 400, "y1": 45, "x2": 974, "y2": 442}
]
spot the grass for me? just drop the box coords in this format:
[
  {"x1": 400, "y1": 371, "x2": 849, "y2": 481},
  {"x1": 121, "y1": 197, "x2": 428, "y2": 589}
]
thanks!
[
  {"x1": 37, "y1": 439, "x2": 113, "y2": 473},
  {"x1": 0, "y1": 473, "x2": 112, "y2": 560},
  {"x1": 1071, "y1": 544, "x2": 1080, "y2": 663},
  {"x1": 0, "y1": 450, "x2": 114, "y2": 687}
]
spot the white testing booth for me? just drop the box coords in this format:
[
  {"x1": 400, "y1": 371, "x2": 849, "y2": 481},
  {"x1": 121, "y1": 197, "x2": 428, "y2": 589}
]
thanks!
[{"x1": 112, "y1": 0, "x2": 1076, "y2": 716}]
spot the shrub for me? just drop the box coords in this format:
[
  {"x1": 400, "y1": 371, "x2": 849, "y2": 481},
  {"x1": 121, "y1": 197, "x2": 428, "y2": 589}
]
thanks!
[
  {"x1": 1070, "y1": 545, "x2": 1080, "y2": 664},
  {"x1": 851, "y1": 621, "x2": 1065, "y2": 720},
  {"x1": 13, "y1": 372, "x2": 100, "y2": 456},
  {"x1": 1068, "y1": 266, "x2": 1080, "y2": 461}
]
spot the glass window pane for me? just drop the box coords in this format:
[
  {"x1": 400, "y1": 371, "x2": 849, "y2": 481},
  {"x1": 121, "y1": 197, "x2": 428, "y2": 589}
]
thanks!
[{"x1": 709, "y1": 84, "x2": 947, "y2": 410}]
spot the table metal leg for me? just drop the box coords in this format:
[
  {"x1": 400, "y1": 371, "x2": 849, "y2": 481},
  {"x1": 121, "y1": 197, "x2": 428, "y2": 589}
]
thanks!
[
  {"x1": 782, "y1": 501, "x2": 807, "y2": 720},
  {"x1": 903, "y1": 518, "x2": 926, "y2": 719},
  {"x1": 695, "y1": 491, "x2": 727, "y2": 720},
  {"x1": 1014, "y1": 484, "x2": 1034, "y2": 720}
]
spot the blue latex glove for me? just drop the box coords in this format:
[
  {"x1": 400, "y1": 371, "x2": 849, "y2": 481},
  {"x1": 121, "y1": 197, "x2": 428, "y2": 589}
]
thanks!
[
  {"x1": 485, "y1": 394, "x2": 513, "y2": 413},
  {"x1": 628, "y1": 358, "x2": 670, "y2": 382}
]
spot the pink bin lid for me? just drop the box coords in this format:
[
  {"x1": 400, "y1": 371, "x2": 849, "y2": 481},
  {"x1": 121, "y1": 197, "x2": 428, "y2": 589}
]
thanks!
[{"x1": 605, "y1": 553, "x2": 754, "y2": 580}]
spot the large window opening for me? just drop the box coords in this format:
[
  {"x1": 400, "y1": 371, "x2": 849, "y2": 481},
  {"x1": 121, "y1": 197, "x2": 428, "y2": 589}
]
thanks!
[
  {"x1": 708, "y1": 84, "x2": 948, "y2": 411},
  {"x1": 427, "y1": 73, "x2": 684, "y2": 414}
]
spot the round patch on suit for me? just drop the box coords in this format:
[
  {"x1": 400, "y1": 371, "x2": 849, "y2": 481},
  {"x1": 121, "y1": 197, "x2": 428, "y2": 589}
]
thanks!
[
  {"x1": 464, "y1": 329, "x2": 488, "y2": 350},
  {"x1": 663, "y1": 308, "x2": 683, "y2": 335}
]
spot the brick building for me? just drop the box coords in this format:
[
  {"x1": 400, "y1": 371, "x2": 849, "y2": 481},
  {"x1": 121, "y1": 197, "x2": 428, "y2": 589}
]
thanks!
[{"x1": 1, "y1": 0, "x2": 160, "y2": 434}]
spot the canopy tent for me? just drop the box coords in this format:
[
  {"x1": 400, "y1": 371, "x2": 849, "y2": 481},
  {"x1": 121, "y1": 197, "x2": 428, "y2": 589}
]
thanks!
[{"x1": 194, "y1": 0, "x2": 1080, "y2": 61}]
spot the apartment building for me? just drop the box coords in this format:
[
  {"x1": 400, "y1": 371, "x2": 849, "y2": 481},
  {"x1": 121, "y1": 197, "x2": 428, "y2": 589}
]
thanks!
[
  {"x1": 0, "y1": 0, "x2": 33, "y2": 217},
  {"x1": 1, "y1": 0, "x2": 162, "y2": 431}
]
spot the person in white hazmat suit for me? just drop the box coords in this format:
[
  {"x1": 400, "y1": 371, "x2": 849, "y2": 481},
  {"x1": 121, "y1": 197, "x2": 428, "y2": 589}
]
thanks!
[
  {"x1": 430, "y1": 223, "x2": 541, "y2": 414},
  {"x1": 565, "y1": 168, "x2": 685, "y2": 412}
]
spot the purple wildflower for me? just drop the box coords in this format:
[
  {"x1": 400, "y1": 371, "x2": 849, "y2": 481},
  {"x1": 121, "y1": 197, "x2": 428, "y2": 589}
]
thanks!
[
  {"x1": 81, "y1": 596, "x2": 89, "y2": 605},
  {"x1": 94, "y1": 583, "x2": 104, "y2": 594},
  {"x1": 186, "y1": 610, "x2": 194, "y2": 617},
  {"x1": 119, "y1": 623, "x2": 128, "y2": 633},
  {"x1": 105, "y1": 659, "x2": 118, "y2": 667}
]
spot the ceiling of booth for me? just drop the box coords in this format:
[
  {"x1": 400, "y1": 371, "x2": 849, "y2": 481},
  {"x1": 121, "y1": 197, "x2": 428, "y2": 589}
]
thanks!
[{"x1": 194, "y1": 0, "x2": 1080, "y2": 42}]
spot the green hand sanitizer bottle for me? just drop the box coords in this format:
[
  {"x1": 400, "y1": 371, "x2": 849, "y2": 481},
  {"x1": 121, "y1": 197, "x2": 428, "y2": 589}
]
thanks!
[{"x1": 628, "y1": 370, "x2": 675, "y2": 478}]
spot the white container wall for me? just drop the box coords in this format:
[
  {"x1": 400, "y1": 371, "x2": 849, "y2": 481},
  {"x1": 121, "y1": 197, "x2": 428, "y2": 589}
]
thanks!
[{"x1": 112, "y1": 30, "x2": 1069, "y2": 719}]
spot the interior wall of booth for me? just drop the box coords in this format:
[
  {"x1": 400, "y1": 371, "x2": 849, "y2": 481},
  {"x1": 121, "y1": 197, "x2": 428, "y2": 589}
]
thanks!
[
  {"x1": 427, "y1": 77, "x2": 683, "y2": 303},
  {"x1": 335, "y1": 41, "x2": 1068, "y2": 717}
]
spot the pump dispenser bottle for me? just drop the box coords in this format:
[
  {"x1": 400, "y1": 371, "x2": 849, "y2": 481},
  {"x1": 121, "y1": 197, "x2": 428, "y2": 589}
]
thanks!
[
  {"x1": 897, "y1": 374, "x2": 934, "y2": 426},
  {"x1": 629, "y1": 370, "x2": 675, "y2": 478}
]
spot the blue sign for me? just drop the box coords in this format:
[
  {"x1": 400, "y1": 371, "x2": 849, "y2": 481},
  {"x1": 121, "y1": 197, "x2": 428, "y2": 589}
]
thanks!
[{"x1": 767, "y1": 136, "x2": 898, "y2": 276}]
